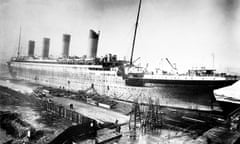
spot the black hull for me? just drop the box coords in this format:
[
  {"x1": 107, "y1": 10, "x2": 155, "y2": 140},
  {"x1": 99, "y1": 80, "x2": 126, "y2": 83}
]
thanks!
[
  {"x1": 218, "y1": 101, "x2": 240, "y2": 116},
  {"x1": 126, "y1": 78, "x2": 237, "y2": 90},
  {"x1": 125, "y1": 78, "x2": 238, "y2": 111}
]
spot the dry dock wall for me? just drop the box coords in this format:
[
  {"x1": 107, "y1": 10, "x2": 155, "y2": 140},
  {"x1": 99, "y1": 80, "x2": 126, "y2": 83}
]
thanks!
[{"x1": 43, "y1": 100, "x2": 91, "y2": 124}]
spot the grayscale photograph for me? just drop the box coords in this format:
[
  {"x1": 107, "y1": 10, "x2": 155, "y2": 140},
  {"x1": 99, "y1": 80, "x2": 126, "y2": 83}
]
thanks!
[{"x1": 0, "y1": 0, "x2": 240, "y2": 143}]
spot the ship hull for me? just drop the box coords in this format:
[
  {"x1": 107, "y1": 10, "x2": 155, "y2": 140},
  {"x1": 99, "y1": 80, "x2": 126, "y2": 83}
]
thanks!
[
  {"x1": 217, "y1": 101, "x2": 240, "y2": 116},
  {"x1": 7, "y1": 61, "x2": 237, "y2": 111}
]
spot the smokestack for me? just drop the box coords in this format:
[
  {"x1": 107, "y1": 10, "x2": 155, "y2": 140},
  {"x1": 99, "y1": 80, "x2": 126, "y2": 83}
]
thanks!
[
  {"x1": 42, "y1": 38, "x2": 50, "y2": 58},
  {"x1": 87, "y1": 29, "x2": 99, "y2": 58},
  {"x1": 28, "y1": 40, "x2": 35, "y2": 57},
  {"x1": 62, "y1": 34, "x2": 71, "y2": 58}
]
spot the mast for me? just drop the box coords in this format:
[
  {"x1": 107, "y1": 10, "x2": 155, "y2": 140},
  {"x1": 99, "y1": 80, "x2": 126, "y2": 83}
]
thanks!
[
  {"x1": 212, "y1": 53, "x2": 215, "y2": 69},
  {"x1": 17, "y1": 27, "x2": 22, "y2": 58},
  {"x1": 130, "y1": 0, "x2": 142, "y2": 65}
]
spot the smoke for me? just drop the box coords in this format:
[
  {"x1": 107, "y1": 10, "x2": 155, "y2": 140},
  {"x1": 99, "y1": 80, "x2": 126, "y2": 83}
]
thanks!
[
  {"x1": 220, "y1": 0, "x2": 238, "y2": 21},
  {"x1": 0, "y1": 0, "x2": 240, "y2": 72}
]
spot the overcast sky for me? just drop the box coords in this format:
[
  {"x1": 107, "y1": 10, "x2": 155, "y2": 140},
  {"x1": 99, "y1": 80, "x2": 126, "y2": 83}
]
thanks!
[{"x1": 0, "y1": 0, "x2": 240, "y2": 73}]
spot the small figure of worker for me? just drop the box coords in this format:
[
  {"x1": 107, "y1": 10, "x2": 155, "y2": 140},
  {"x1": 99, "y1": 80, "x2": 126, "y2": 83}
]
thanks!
[
  {"x1": 70, "y1": 103, "x2": 73, "y2": 109},
  {"x1": 26, "y1": 129, "x2": 31, "y2": 142},
  {"x1": 115, "y1": 119, "x2": 121, "y2": 133},
  {"x1": 90, "y1": 120, "x2": 98, "y2": 137},
  {"x1": 27, "y1": 129, "x2": 31, "y2": 138}
]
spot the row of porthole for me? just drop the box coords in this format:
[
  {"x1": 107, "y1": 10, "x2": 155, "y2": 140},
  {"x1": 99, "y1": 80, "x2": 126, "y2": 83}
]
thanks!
[
  {"x1": 19, "y1": 68, "x2": 120, "y2": 82},
  {"x1": 29, "y1": 72, "x2": 122, "y2": 87},
  {"x1": 91, "y1": 83, "x2": 140, "y2": 91},
  {"x1": 160, "y1": 76, "x2": 215, "y2": 80}
]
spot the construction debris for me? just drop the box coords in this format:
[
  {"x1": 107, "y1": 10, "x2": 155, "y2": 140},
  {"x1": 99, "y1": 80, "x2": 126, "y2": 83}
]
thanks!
[
  {"x1": 33, "y1": 86, "x2": 118, "y2": 110},
  {"x1": 0, "y1": 111, "x2": 48, "y2": 143},
  {"x1": 96, "y1": 128, "x2": 122, "y2": 144},
  {"x1": 201, "y1": 127, "x2": 240, "y2": 144}
]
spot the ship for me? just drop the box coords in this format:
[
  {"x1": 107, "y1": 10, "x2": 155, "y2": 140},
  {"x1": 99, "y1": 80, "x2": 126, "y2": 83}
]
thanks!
[
  {"x1": 214, "y1": 81, "x2": 240, "y2": 115},
  {"x1": 7, "y1": 0, "x2": 238, "y2": 111}
]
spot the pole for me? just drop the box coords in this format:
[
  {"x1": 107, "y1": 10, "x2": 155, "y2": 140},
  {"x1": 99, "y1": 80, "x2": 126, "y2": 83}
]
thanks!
[
  {"x1": 130, "y1": 0, "x2": 142, "y2": 65},
  {"x1": 17, "y1": 27, "x2": 22, "y2": 58},
  {"x1": 212, "y1": 53, "x2": 215, "y2": 69}
]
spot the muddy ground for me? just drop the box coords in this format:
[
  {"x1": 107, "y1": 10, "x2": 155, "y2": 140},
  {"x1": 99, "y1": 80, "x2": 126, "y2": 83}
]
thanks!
[{"x1": 0, "y1": 86, "x2": 73, "y2": 144}]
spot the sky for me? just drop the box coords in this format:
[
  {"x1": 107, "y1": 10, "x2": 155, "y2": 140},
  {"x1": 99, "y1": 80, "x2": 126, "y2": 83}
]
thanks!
[{"x1": 0, "y1": 0, "x2": 240, "y2": 73}]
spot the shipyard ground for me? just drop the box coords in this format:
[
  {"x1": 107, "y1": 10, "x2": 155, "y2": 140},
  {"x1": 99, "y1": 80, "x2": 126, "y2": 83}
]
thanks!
[
  {"x1": 1, "y1": 77, "x2": 240, "y2": 143},
  {"x1": 0, "y1": 86, "x2": 74, "y2": 144}
]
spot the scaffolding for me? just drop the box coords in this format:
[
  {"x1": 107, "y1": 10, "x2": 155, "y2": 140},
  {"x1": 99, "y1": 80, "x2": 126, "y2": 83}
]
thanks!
[{"x1": 129, "y1": 97, "x2": 163, "y2": 138}]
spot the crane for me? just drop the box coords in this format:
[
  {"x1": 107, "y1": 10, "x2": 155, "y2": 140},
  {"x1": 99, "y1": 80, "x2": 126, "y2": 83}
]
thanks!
[{"x1": 165, "y1": 58, "x2": 178, "y2": 73}]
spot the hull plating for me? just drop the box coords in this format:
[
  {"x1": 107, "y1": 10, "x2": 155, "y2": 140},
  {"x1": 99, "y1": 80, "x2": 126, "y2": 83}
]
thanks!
[{"x1": 8, "y1": 61, "x2": 236, "y2": 111}]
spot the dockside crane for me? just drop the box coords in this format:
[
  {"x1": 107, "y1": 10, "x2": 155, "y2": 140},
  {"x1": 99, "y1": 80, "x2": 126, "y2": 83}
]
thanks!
[{"x1": 165, "y1": 58, "x2": 178, "y2": 74}]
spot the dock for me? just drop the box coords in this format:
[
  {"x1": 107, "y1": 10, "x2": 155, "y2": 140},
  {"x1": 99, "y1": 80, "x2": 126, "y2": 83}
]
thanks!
[
  {"x1": 96, "y1": 128, "x2": 122, "y2": 144},
  {"x1": 49, "y1": 97, "x2": 129, "y2": 125},
  {"x1": 42, "y1": 97, "x2": 127, "y2": 143}
]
